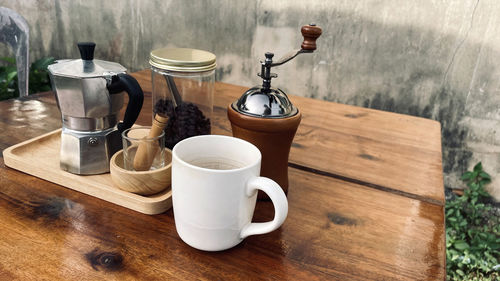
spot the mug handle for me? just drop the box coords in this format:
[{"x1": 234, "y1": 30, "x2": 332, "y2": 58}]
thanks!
[{"x1": 240, "y1": 177, "x2": 288, "y2": 239}]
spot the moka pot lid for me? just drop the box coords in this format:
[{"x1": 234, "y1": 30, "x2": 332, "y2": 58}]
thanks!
[{"x1": 48, "y1": 42, "x2": 126, "y2": 79}]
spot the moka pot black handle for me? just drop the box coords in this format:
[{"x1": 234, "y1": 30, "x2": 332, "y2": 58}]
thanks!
[{"x1": 107, "y1": 73, "x2": 144, "y2": 134}]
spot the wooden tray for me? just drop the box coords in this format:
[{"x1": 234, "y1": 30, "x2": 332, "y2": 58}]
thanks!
[{"x1": 3, "y1": 129, "x2": 172, "y2": 215}]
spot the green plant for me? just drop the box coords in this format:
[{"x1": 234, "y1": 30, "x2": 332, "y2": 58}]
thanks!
[
  {"x1": 446, "y1": 162, "x2": 500, "y2": 280},
  {"x1": 0, "y1": 57, "x2": 17, "y2": 100},
  {"x1": 0, "y1": 56, "x2": 55, "y2": 100}
]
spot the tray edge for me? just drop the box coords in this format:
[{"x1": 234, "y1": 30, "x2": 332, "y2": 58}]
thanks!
[{"x1": 3, "y1": 129, "x2": 172, "y2": 215}]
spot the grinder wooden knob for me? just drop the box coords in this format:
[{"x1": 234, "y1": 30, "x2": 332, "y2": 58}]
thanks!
[{"x1": 301, "y1": 24, "x2": 322, "y2": 51}]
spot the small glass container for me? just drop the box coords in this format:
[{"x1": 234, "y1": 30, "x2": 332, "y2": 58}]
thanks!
[
  {"x1": 149, "y1": 47, "x2": 216, "y2": 149},
  {"x1": 122, "y1": 126, "x2": 165, "y2": 171}
]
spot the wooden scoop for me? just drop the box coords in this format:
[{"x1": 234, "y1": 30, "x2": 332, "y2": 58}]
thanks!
[{"x1": 133, "y1": 114, "x2": 169, "y2": 171}]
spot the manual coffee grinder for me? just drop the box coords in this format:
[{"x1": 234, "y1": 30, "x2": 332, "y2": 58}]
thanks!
[{"x1": 227, "y1": 24, "x2": 322, "y2": 199}]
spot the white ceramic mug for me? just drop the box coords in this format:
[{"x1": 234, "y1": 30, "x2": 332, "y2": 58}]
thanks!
[{"x1": 172, "y1": 135, "x2": 288, "y2": 251}]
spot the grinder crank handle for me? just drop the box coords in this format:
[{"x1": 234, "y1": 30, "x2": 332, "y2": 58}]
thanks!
[
  {"x1": 107, "y1": 73, "x2": 144, "y2": 134},
  {"x1": 270, "y1": 24, "x2": 322, "y2": 67}
]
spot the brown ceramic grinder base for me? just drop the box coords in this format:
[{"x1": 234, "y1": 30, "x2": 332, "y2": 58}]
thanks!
[{"x1": 227, "y1": 105, "x2": 301, "y2": 200}]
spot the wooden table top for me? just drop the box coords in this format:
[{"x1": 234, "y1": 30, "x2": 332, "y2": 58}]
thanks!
[{"x1": 0, "y1": 70, "x2": 445, "y2": 280}]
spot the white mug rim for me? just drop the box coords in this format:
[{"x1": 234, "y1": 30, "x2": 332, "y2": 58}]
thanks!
[{"x1": 172, "y1": 135, "x2": 262, "y2": 174}]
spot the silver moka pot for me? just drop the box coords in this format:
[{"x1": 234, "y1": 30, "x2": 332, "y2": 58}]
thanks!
[{"x1": 48, "y1": 42, "x2": 144, "y2": 175}]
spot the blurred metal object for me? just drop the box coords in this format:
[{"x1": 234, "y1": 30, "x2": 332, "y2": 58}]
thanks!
[{"x1": 0, "y1": 7, "x2": 29, "y2": 97}]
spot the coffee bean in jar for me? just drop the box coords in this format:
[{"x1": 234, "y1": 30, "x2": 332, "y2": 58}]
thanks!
[
  {"x1": 149, "y1": 47, "x2": 216, "y2": 148},
  {"x1": 154, "y1": 99, "x2": 211, "y2": 149}
]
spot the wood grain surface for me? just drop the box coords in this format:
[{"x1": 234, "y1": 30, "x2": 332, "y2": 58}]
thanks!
[
  {"x1": 0, "y1": 160, "x2": 444, "y2": 280},
  {"x1": 0, "y1": 71, "x2": 445, "y2": 280}
]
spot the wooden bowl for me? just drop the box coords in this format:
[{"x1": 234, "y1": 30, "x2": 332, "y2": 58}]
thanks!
[{"x1": 110, "y1": 149, "x2": 172, "y2": 195}]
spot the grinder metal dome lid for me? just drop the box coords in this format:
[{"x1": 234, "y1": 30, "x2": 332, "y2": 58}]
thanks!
[
  {"x1": 149, "y1": 47, "x2": 216, "y2": 72},
  {"x1": 231, "y1": 24, "x2": 322, "y2": 119},
  {"x1": 231, "y1": 87, "x2": 298, "y2": 118}
]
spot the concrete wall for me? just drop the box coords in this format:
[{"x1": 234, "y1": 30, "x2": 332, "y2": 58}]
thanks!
[{"x1": 2, "y1": 0, "x2": 499, "y2": 197}]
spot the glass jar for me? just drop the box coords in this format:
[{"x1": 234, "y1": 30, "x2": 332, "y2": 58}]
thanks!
[{"x1": 149, "y1": 48, "x2": 216, "y2": 149}]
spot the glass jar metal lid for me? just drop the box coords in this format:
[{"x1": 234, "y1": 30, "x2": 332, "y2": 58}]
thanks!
[{"x1": 149, "y1": 48, "x2": 216, "y2": 72}]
